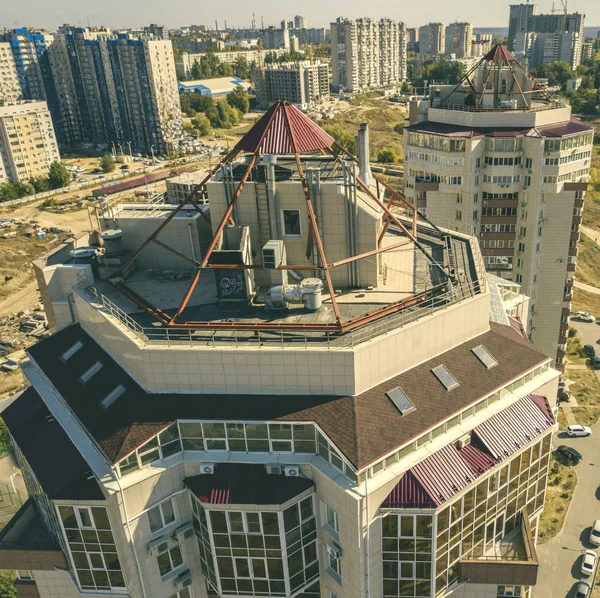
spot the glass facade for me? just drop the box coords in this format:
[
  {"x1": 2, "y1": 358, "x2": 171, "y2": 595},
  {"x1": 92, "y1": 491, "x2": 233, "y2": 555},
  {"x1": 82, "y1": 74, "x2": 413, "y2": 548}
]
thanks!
[
  {"x1": 406, "y1": 132, "x2": 466, "y2": 152},
  {"x1": 117, "y1": 421, "x2": 357, "y2": 484},
  {"x1": 57, "y1": 505, "x2": 125, "y2": 592},
  {"x1": 381, "y1": 432, "x2": 551, "y2": 598},
  {"x1": 191, "y1": 492, "x2": 320, "y2": 597}
]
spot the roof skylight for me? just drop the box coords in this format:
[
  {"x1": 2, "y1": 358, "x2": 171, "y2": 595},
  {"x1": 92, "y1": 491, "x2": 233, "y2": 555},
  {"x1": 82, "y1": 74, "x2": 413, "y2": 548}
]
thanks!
[
  {"x1": 471, "y1": 345, "x2": 498, "y2": 369},
  {"x1": 432, "y1": 365, "x2": 460, "y2": 391},
  {"x1": 386, "y1": 387, "x2": 416, "y2": 416},
  {"x1": 100, "y1": 384, "x2": 126, "y2": 411},
  {"x1": 61, "y1": 340, "x2": 84, "y2": 363},
  {"x1": 78, "y1": 361, "x2": 103, "y2": 385}
]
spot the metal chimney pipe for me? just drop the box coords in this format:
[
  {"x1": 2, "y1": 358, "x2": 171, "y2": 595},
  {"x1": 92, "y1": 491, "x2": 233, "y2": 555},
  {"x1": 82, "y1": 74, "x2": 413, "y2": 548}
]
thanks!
[{"x1": 357, "y1": 123, "x2": 372, "y2": 187}]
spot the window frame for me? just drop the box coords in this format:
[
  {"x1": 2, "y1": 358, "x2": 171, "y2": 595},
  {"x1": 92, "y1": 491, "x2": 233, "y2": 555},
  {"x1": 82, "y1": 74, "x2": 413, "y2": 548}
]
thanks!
[
  {"x1": 281, "y1": 208, "x2": 302, "y2": 237},
  {"x1": 148, "y1": 498, "x2": 178, "y2": 534}
]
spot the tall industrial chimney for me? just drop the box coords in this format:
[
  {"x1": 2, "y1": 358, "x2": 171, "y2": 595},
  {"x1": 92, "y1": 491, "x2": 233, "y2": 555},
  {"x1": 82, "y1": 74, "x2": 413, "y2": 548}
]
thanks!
[{"x1": 357, "y1": 123, "x2": 372, "y2": 187}]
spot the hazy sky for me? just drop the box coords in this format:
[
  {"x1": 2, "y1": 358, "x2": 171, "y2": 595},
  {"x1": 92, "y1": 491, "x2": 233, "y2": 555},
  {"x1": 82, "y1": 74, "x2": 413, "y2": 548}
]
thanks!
[{"x1": 1, "y1": 0, "x2": 599, "y2": 31}]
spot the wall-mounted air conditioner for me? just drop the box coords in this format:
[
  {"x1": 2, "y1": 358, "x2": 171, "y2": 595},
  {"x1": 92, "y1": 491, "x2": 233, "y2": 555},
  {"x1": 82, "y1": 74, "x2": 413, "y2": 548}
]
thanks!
[
  {"x1": 456, "y1": 433, "x2": 471, "y2": 449},
  {"x1": 200, "y1": 463, "x2": 215, "y2": 475},
  {"x1": 175, "y1": 570, "x2": 192, "y2": 591},
  {"x1": 173, "y1": 522, "x2": 194, "y2": 542},
  {"x1": 284, "y1": 465, "x2": 301, "y2": 477},
  {"x1": 265, "y1": 464, "x2": 282, "y2": 475},
  {"x1": 148, "y1": 537, "x2": 169, "y2": 557}
]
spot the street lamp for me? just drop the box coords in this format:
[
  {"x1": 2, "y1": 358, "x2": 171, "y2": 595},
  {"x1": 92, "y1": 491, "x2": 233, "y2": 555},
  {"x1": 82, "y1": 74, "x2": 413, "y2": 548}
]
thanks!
[
  {"x1": 127, "y1": 141, "x2": 132, "y2": 157},
  {"x1": 111, "y1": 142, "x2": 116, "y2": 159},
  {"x1": 117, "y1": 144, "x2": 123, "y2": 156},
  {"x1": 150, "y1": 145, "x2": 156, "y2": 164}
]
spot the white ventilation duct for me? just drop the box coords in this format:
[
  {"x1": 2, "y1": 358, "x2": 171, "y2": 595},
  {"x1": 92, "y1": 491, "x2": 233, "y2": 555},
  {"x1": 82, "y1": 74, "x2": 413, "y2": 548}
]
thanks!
[{"x1": 357, "y1": 123, "x2": 372, "y2": 187}]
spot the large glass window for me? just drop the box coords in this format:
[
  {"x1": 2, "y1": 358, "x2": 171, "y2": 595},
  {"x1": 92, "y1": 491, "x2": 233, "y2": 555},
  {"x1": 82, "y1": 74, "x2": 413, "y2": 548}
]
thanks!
[
  {"x1": 148, "y1": 499, "x2": 176, "y2": 533},
  {"x1": 192, "y1": 492, "x2": 318, "y2": 597},
  {"x1": 382, "y1": 514, "x2": 433, "y2": 598},
  {"x1": 58, "y1": 505, "x2": 125, "y2": 592},
  {"x1": 157, "y1": 545, "x2": 184, "y2": 578}
]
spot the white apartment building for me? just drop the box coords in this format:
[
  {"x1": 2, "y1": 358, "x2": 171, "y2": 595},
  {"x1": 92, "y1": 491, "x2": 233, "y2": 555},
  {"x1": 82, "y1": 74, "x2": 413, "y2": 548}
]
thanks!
[
  {"x1": 331, "y1": 17, "x2": 407, "y2": 92},
  {"x1": 0, "y1": 100, "x2": 60, "y2": 184},
  {"x1": 1, "y1": 101, "x2": 558, "y2": 598},
  {"x1": 404, "y1": 45, "x2": 593, "y2": 369},
  {"x1": 418, "y1": 23, "x2": 445, "y2": 55},
  {"x1": 254, "y1": 61, "x2": 330, "y2": 109},
  {"x1": 0, "y1": 42, "x2": 22, "y2": 105},
  {"x1": 445, "y1": 23, "x2": 473, "y2": 58}
]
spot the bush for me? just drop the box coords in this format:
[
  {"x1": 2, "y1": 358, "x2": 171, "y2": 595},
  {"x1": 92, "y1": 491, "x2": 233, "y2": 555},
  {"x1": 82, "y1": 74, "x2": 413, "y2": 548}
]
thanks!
[
  {"x1": 47, "y1": 161, "x2": 70, "y2": 190},
  {"x1": 394, "y1": 123, "x2": 405, "y2": 134},
  {"x1": 377, "y1": 148, "x2": 398, "y2": 164},
  {"x1": 0, "y1": 571, "x2": 16, "y2": 598},
  {"x1": 100, "y1": 155, "x2": 115, "y2": 173},
  {"x1": 191, "y1": 114, "x2": 212, "y2": 136},
  {"x1": 0, "y1": 418, "x2": 11, "y2": 455}
]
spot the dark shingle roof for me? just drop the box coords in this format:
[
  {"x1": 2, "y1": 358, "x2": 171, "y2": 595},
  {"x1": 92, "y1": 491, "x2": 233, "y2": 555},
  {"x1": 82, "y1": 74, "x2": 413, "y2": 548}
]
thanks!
[
  {"x1": 185, "y1": 463, "x2": 314, "y2": 505},
  {"x1": 2, "y1": 387, "x2": 104, "y2": 501},
  {"x1": 26, "y1": 321, "x2": 549, "y2": 470}
]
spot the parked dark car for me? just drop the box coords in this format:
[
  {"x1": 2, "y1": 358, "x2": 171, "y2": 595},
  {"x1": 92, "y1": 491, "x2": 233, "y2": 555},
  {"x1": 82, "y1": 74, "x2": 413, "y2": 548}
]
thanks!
[
  {"x1": 556, "y1": 445, "x2": 582, "y2": 464},
  {"x1": 584, "y1": 344, "x2": 596, "y2": 357}
]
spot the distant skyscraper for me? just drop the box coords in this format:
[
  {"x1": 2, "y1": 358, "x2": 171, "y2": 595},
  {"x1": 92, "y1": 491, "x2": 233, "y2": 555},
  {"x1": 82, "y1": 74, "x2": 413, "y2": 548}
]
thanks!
[
  {"x1": 0, "y1": 43, "x2": 22, "y2": 104},
  {"x1": 508, "y1": 3, "x2": 536, "y2": 50},
  {"x1": 445, "y1": 22, "x2": 473, "y2": 58},
  {"x1": 294, "y1": 15, "x2": 308, "y2": 29},
  {"x1": 419, "y1": 23, "x2": 446, "y2": 54},
  {"x1": 331, "y1": 17, "x2": 407, "y2": 92},
  {"x1": 263, "y1": 26, "x2": 290, "y2": 50}
]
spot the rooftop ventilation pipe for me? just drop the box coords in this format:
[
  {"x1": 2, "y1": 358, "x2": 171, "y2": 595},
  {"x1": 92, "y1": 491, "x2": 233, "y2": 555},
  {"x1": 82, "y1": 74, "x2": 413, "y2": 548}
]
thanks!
[
  {"x1": 265, "y1": 155, "x2": 279, "y2": 239},
  {"x1": 357, "y1": 123, "x2": 372, "y2": 187}
]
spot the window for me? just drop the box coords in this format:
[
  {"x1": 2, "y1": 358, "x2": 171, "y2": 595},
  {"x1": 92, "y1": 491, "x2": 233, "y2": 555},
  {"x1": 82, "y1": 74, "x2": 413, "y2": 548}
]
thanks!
[
  {"x1": 157, "y1": 545, "x2": 184, "y2": 577},
  {"x1": 498, "y1": 586, "x2": 522, "y2": 597},
  {"x1": 78, "y1": 361, "x2": 103, "y2": 384},
  {"x1": 15, "y1": 571, "x2": 34, "y2": 581},
  {"x1": 327, "y1": 591, "x2": 338, "y2": 598},
  {"x1": 148, "y1": 499, "x2": 177, "y2": 533},
  {"x1": 456, "y1": 210, "x2": 462, "y2": 221},
  {"x1": 432, "y1": 365, "x2": 459, "y2": 390},
  {"x1": 326, "y1": 504, "x2": 339, "y2": 533},
  {"x1": 327, "y1": 542, "x2": 342, "y2": 577},
  {"x1": 386, "y1": 387, "x2": 416, "y2": 416},
  {"x1": 471, "y1": 345, "x2": 498, "y2": 369},
  {"x1": 282, "y1": 209, "x2": 301, "y2": 236}
]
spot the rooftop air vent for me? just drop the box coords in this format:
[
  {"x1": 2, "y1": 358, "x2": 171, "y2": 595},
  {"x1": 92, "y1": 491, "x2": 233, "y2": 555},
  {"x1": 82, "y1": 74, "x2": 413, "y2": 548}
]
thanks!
[
  {"x1": 385, "y1": 387, "x2": 416, "y2": 416},
  {"x1": 100, "y1": 384, "x2": 126, "y2": 411},
  {"x1": 78, "y1": 361, "x2": 103, "y2": 385},
  {"x1": 432, "y1": 365, "x2": 459, "y2": 391},
  {"x1": 471, "y1": 345, "x2": 498, "y2": 369},
  {"x1": 61, "y1": 340, "x2": 84, "y2": 362}
]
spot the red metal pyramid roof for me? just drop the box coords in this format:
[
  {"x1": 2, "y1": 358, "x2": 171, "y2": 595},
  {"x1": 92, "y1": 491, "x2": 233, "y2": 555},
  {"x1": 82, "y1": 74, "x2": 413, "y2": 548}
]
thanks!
[
  {"x1": 483, "y1": 44, "x2": 518, "y2": 62},
  {"x1": 234, "y1": 100, "x2": 335, "y2": 154}
]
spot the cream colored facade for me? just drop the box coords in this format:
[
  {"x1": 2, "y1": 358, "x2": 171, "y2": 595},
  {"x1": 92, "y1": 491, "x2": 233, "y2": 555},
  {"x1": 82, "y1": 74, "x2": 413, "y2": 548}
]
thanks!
[
  {"x1": 0, "y1": 100, "x2": 60, "y2": 183},
  {"x1": 0, "y1": 42, "x2": 21, "y2": 105}
]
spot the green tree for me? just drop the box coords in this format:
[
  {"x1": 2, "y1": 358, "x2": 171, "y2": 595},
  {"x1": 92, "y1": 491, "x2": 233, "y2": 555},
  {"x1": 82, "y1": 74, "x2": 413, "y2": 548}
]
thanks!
[
  {"x1": 377, "y1": 148, "x2": 398, "y2": 163},
  {"x1": 215, "y1": 101, "x2": 235, "y2": 128},
  {"x1": 14, "y1": 181, "x2": 34, "y2": 197},
  {"x1": 190, "y1": 60, "x2": 202, "y2": 80},
  {"x1": 531, "y1": 61, "x2": 574, "y2": 89},
  {"x1": 100, "y1": 154, "x2": 116, "y2": 173},
  {"x1": 191, "y1": 114, "x2": 212, "y2": 135},
  {"x1": 0, "y1": 181, "x2": 18, "y2": 203},
  {"x1": 0, "y1": 570, "x2": 17, "y2": 598},
  {"x1": 30, "y1": 175, "x2": 50, "y2": 193},
  {"x1": 401, "y1": 81, "x2": 411, "y2": 93},
  {"x1": 0, "y1": 417, "x2": 11, "y2": 455},
  {"x1": 227, "y1": 86, "x2": 250, "y2": 114},
  {"x1": 233, "y1": 56, "x2": 250, "y2": 80},
  {"x1": 323, "y1": 125, "x2": 356, "y2": 154},
  {"x1": 47, "y1": 161, "x2": 70, "y2": 190},
  {"x1": 413, "y1": 59, "x2": 465, "y2": 87}
]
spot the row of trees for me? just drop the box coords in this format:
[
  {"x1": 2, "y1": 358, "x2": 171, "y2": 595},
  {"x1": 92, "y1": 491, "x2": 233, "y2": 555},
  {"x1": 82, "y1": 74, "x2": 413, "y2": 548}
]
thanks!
[
  {"x1": 181, "y1": 87, "x2": 251, "y2": 135},
  {"x1": 0, "y1": 162, "x2": 71, "y2": 204}
]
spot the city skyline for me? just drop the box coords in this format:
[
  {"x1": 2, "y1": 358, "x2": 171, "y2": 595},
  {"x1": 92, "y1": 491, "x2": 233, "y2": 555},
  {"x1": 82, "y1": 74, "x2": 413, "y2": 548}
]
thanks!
[{"x1": 1, "y1": 0, "x2": 599, "y2": 31}]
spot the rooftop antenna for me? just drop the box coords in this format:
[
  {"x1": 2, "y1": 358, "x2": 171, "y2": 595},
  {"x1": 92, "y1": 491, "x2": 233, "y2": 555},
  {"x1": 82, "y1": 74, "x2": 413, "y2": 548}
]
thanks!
[
  {"x1": 261, "y1": 16, "x2": 264, "y2": 30},
  {"x1": 215, "y1": 20, "x2": 218, "y2": 31},
  {"x1": 224, "y1": 20, "x2": 227, "y2": 30},
  {"x1": 252, "y1": 13, "x2": 256, "y2": 30}
]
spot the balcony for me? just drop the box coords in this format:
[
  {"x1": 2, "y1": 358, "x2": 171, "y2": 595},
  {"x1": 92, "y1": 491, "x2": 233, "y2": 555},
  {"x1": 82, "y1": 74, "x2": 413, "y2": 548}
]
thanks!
[
  {"x1": 0, "y1": 499, "x2": 67, "y2": 571},
  {"x1": 459, "y1": 511, "x2": 538, "y2": 587},
  {"x1": 567, "y1": 263, "x2": 577, "y2": 272}
]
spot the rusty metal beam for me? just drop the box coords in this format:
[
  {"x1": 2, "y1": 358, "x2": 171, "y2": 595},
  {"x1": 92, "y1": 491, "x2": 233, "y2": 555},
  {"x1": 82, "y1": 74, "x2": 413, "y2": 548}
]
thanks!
[
  {"x1": 168, "y1": 321, "x2": 341, "y2": 331},
  {"x1": 114, "y1": 282, "x2": 171, "y2": 324},
  {"x1": 202, "y1": 263, "x2": 317, "y2": 271},
  {"x1": 329, "y1": 239, "x2": 412, "y2": 268},
  {"x1": 151, "y1": 238, "x2": 201, "y2": 267},
  {"x1": 378, "y1": 216, "x2": 392, "y2": 248}
]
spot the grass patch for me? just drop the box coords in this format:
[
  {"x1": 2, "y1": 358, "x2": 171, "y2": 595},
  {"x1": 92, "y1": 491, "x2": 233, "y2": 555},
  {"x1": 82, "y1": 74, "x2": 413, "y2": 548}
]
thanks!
[
  {"x1": 582, "y1": 117, "x2": 600, "y2": 233},
  {"x1": 576, "y1": 232, "x2": 600, "y2": 288},
  {"x1": 572, "y1": 287, "x2": 600, "y2": 318},
  {"x1": 538, "y1": 456, "x2": 577, "y2": 543},
  {"x1": 567, "y1": 367, "x2": 600, "y2": 426},
  {"x1": 567, "y1": 327, "x2": 588, "y2": 365},
  {"x1": 0, "y1": 370, "x2": 25, "y2": 402}
]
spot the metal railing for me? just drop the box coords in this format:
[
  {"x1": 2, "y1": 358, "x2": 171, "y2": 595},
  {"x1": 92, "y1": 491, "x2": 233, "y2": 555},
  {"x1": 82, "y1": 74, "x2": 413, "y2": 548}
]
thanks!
[
  {"x1": 433, "y1": 98, "x2": 561, "y2": 114},
  {"x1": 80, "y1": 278, "x2": 483, "y2": 350}
]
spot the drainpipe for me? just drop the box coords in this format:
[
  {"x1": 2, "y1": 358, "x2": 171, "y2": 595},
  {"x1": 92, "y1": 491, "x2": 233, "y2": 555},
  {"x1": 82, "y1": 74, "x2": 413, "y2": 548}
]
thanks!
[
  {"x1": 265, "y1": 155, "x2": 278, "y2": 239},
  {"x1": 357, "y1": 123, "x2": 372, "y2": 188},
  {"x1": 344, "y1": 163, "x2": 354, "y2": 287}
]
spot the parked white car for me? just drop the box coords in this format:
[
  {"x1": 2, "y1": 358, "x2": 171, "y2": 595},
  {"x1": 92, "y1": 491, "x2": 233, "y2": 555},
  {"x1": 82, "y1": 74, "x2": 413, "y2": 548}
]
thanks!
[
  {"x1": 581, "y1": 550, "x2": 597, "y2": 576},
  {"x1": 577, "y1": 311, "x2": 596, "y2": 323},
  {"x1": 590, "y1": 521, "x2": 600, "y2": 547},
  {"x1": 568, "y1": 425, "x2": 592, "y2": 437}
]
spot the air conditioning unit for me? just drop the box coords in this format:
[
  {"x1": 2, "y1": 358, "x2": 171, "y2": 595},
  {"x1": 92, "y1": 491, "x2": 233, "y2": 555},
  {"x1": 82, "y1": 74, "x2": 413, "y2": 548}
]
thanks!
[
  {"x1": 262, "y1": 240, "x2": 286, "y2": 270},
  {"x1": 265, "y1": 464, "x2": 282, "y2": 475},
  {"x1": 173, "y1": 522, "x2": 194, "y2": 542},
  {"x1": 200, "y1": 463, "x2": 215, "y2": 475},
  {"x1": 327, "y1": 542, "x2": 341, "y2": 559},
  {"x1": 284, "y1": 465, "x2": 301, "y2": 477},
  {"x1": 148, "y1": 537, "x2": 169, "y2": 557},
  {"x1": 175, "y1": 569, "x2": 192, "y2": 591},
  {"x1": 456, "y1": 433, "x2": 471, "y2": 450}
]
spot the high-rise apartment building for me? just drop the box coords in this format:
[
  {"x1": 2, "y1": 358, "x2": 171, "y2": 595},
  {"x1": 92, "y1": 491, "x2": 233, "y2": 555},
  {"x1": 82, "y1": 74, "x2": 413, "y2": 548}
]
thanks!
[
  {"x1": 45, "y1": 29, "x2": 182, "y2": 155},
  {"x1": 294, "y1": 16, "x2": 308, "y2": 30},
  {"x1": 404, "y1": 45, "x2": 593, "y2": 369},
  {"x1": 263, "y1": 27, "x2": 290, "y2": 50},
  {"x1": 508, "y1": 4, "x2": 585, "y2": 69},
  {"x1": 445, "y1": 22, "x2": 473, "y2": 58},
  {"x1": 0, "y1": 100, "x2": 60, "y2": 183},
  {"x1": 1, "y1": 101, "x2": 558, "y2": 598},
  {"x1": 0, "y1": 42, "x2": 22, "y2": 104},
  {"x1": 418, "y1": 23, "x2": 445, "y2": 55},
  {"x1": 331, "y1": 17, "x2": 407, "y2": 92},
  {"x1": 254, "y1": 61, "x2": 330, "y2": 109}
]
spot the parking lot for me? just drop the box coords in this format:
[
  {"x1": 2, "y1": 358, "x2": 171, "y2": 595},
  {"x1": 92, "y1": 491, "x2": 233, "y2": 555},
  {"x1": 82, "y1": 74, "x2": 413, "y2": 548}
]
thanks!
[{"x1": 571, "y1": 317, "x2": 600, "y2": 384}]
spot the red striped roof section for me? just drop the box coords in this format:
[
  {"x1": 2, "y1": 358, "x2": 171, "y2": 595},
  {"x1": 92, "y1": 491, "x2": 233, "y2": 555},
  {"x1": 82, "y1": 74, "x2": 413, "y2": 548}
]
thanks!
[
  {"x1": 472, "y1": 394, "x2": 554, "y2": 461},
  {"x1": 234, "y1": 100, "x2": 335, "y2": 155},
  {"x1": 382, "y1": 394, "x2": 553, "y2": 508}
]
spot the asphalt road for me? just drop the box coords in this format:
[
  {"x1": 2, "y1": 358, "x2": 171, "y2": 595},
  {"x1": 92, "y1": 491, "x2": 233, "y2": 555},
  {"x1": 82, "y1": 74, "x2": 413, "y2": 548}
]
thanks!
[{"x1": 536, "y1": 425, "x2": 600, "y2": 597}]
